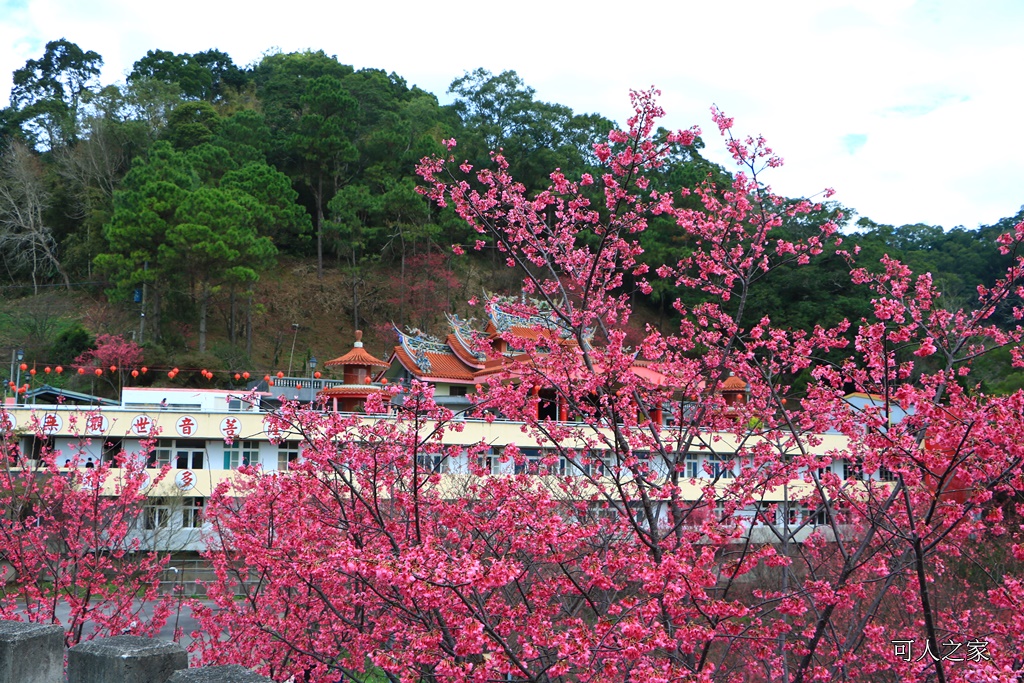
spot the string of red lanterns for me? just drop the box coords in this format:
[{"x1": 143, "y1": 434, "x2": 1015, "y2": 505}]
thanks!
[{"x1": 6, "y1": 356, "x2": 351, "y2": 393}]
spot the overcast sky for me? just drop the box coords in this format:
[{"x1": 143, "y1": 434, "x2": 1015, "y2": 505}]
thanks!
[{"x1": 2, "y1": 0, "x2": 1021, "y2": 230}]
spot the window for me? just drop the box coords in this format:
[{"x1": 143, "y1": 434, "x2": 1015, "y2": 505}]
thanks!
[
  {"x1": 416, "y1": 453, "x2": 445, "y2": 474},
  {"x1": 149, "y1": 440, "x2": 173, "y2": 468},
  {"x1": 878, "y1": 466, "x2": 898, "y2": 482},
  {"x1": 182, "y1": 498, "x2": 204, "y2": 528},
  {"x1": 277, "y1": 441, "x2": 301, "y2": 472},
  {"x1": 684, "y1": 452, "x2": 700, "y2": 479},
  {"x1": 843, "y1": 459, "x2": 863, "y2": 481},
  {"x1": 224, "y1": 440, "x2": 259, "y2": 469},
  {"x1": 176, "y1": 448, "x2": 203, "y2": 471},
  {"x1": 143, "y1": 499, "x2": 171, "y2": 530},
  {"x1": 514, "y1": 448, "x2": 543, "y2": 475},
  {"x1": 811, "y1": 503, "x2": 828, "y2": 525},
  {"x1": 709, "y1": 453, "x2": 735, "y2": 479},
  {"x1": 477, "y1": 450, "x2": 499, "y2": 475},
  {"x1": 102, "y1": 437, "x2": 123, "y2": 464},
  {"x1": 149, "y1": 439, "x2": 205, "y2": 469},
  {"x1": 780, "y1": 502, "x2": 821, "y2": 527},
  {"x1": 450, "y1": 386, "x2": 468, "y2": 397}
]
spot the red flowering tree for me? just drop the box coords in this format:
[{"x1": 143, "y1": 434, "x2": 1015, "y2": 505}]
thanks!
[
  {"x1": 0, "y1": 413, "x2": 173, "y2": 646},
  {"x1": 73, "y1": 333, "x2": 144, "y2": 394},
  {"x1": 196, "y1": 91, "x2": 1024, "y2": 682}
]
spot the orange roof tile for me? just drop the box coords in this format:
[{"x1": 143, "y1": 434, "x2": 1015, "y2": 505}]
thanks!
[
  {"x1": 723, "y1": 375, "x2": 747, "y2": 391},
  {"x1": 392, "y1": 346, "x2": 477, "y2": 382},
  {"x1": 324, "y1": 330, "x2": 389, "y2": 368},
  {"x1": 318, "y1": 385, "x2": 388, "y2": 397},
  {"x1": 324, "y1": 346, "x2": 389, "y2": 368},
  {"x1": 446, "y1": 333, "x2": 486, "y2": 369}
]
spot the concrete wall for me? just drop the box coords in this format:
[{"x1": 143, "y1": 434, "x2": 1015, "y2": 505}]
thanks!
[{"x1": 0, "y1": 621, "x2": 271, "y2": 683}]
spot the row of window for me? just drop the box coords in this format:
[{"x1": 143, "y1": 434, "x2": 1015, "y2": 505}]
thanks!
[
  {"x1": 142, "y1": 497, "x2": 204, "y2": 530},
  {"x1": 141, "y1": 439, "x2": 301, "y2": 471},
  {"x1": 421, "y1": 449, "x2": 895, "y2": 482},
  {"x1": 24, "y1": 434, "x2": 899, "y2": 483}
]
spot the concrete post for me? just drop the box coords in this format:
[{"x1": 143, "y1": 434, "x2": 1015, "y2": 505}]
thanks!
[
  {"x1": 67, "y1": 636, "x2": 187, "y2": 683},
  {"x1": 0, "y1": 621, "x2": 63, "y2": 683},
  {"x1": 166, "y1": 665, "x2": 274, "y2": 682}
]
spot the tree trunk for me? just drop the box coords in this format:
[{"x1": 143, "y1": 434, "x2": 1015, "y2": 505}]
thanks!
[
  {"x1": 246, "y1": 289, "x2": 254, "y2": 359},
  {"x1": 350, "y1": 252, "x2": 359, "y2": 332},
  {"x1": 199, "y1": 285, "x2": 209, "y2": 353},
  {"x1": 229, "y1": 286, "x2": 237, "y2": 345},
  {"x1": 316, "y1": 175, "x2": 324, "y2": 280},
  {"x1": 151, "y1": 289, "x2": 162, "y2": 343}
]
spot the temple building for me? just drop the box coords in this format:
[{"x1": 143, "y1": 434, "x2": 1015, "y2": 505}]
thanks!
[{"x1": 317, "y1": 330, "x2": 390, "y2": 412}]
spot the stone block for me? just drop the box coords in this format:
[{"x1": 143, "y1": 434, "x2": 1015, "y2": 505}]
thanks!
[
  {"x1": 166, "y1": 664, "x2": 274, "y2": 682},
  {"x1": 67, "y1": 636, "x2": 187, "y2": 683},
  {"x1": 0, "y1": 620, "x2": 64, "y2": 683}
]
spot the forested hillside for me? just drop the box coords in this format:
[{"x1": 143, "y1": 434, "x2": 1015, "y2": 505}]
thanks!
[{"x1": 1, "y1": 40, "x2": 1022, "y2": 394}]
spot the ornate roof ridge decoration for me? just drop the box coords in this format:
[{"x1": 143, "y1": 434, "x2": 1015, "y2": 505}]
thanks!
[
  {"x1": 396, "y1": 325, "x2": 455, "y2": 374},
  {"x1": 446, "y1": 313, "x2": 486, "y2": 362},
  {"x1": 486, "y1": 294, "x2": 567, "y2": 335}
]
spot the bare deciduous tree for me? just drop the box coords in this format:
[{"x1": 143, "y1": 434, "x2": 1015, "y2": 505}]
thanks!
[{"x1": 0, "y1": 141, "x2": 71, "y2": 292}]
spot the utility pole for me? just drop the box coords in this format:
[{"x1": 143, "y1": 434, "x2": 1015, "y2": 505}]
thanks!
[
  {"x1": 139, "y1": 262, "x2": 148, "y2": 345},
  {"x1": 287, "y1": 323, "x2": 299, "y2": 376}
]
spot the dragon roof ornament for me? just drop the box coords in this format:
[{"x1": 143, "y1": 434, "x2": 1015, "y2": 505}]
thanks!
[
  {"x1": 446, "y1": 313, "x2": 486, "y2": 361},
  {"x1": 396, "y1": 325, "x2": 451, "y2": 374}
]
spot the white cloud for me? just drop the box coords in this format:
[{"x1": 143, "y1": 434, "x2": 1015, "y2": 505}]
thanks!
[{"x1": 1, "y1": 0, "x2": 1022, "y2": 229}]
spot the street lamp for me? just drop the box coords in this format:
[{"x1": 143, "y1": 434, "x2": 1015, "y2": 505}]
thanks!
[
  {"x1": 13, "y1": 349, "x2": 23, "y2": 404},
  {"x1": 287, "y1": 323, "x2": 299, "y2": 376},
  {"x1": 308, "y1": 356, "x2": 317, "y2": 381}
]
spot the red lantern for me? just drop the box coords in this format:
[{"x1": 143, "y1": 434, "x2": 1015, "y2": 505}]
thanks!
[
  {"x1": 141, "y1": 366, "x2": 148, "y2": 374},
  {"x1": 168, "y1": 371, "x2": 175, "y2": 378},
  {"x1": 276, "y1": 371, "x2": 284, "y2": 379},
  {"x1": 19, "y1": 363, "x2": 27, "y2": 371},
  {"x1": 18, "y1": 386, "x2": 26, "y2": 394},
  {"x1": 234, "y1": 373, "x2": 241, "y2": 381},
  {"x1": 314, "y1": 371, "x2": 321, "y2": 379},
  {"x1": 381, "y1": 378, "x2": 388, "y2": 385},
  {"x1": 131, "y1": 370, "x2": 139, "y2": 378},
  {"x1": 29, "y1": 368, "x2": 36, "y2": 376},
  {"x1": 263, "y1": 374, "x2": 271, "y2": 382},
  {"x1": 364, "y1": 377, "x2": 371, "y2": 384},
  {"x1": 94, "y1": 368, "x2": 102, "y2": 376},
  {"x1": 44, "y1": 367, "x2": 51, "y2": 374},
  {"x1": 268, "y1": 379, "x2": 275, "y2": 387},
  {"x1": 78, "y1": 367, "x2": 85, "y2": 375},
  {"x1": 296, "y1": 383, "x2": 302, "y2": 390},
  {"x1": 109, "y1": 365, "x2": 117, "y2": 373},
  {"x1": 242, "y1": 372, "x2": 250, "y2": 380},
  {"x1": 55, "y1": 366, "x2": 62, "y2": 374}
]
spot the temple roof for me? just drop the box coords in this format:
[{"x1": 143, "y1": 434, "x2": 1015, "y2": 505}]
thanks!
[
  {"x1": 318, "y1": 385, "x2": 385, "y2": 397},
  {"x1": 390, "y1": 328, "x2": 477, "y2": 383},
  {"x1": 722, "y1": 375, "x2": 747, "y2": 391},
  {"x1": 324, "y1": 330, "x2": 389, "y2": 369}
]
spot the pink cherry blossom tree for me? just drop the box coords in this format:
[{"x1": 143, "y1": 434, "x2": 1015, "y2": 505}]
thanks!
[
  {"x1": 0, "y1": 413, "x2": 173, "y2": 646},
  {"x1": 195, "y1": 90, "x2": 1024, "y2": 682},
  {"x1": 73, "y1": 333, "x2": 144, "y2": 394}
]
